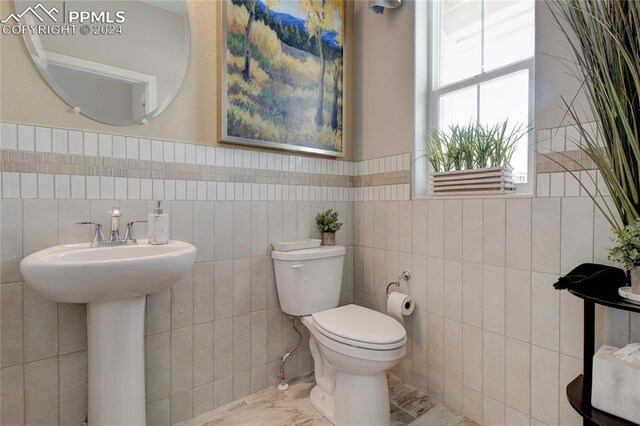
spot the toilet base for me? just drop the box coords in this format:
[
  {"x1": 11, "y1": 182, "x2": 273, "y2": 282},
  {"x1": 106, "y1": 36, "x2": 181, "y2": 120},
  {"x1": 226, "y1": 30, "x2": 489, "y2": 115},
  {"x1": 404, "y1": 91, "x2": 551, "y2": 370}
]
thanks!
[
  {"x1": 310, "y1": 385, "x2": 335, "y2": 421},
  {"x1": 310, "y1": 371, "x2": 391, "y2": 426}
]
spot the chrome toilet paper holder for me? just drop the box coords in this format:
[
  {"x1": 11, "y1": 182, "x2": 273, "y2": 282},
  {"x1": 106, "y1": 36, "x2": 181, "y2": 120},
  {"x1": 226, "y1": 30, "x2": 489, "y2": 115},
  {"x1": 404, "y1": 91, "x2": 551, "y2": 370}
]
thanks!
[{"x1": 386, "y1": 271, "x2": 411, "y2": 296}]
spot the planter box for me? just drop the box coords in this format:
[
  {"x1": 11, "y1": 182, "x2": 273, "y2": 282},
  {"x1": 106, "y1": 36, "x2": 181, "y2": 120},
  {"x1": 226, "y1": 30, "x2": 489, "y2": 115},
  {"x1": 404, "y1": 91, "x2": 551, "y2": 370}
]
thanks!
[{"x1": 432, "y1": 166, "x2": 515, "y2": 196}]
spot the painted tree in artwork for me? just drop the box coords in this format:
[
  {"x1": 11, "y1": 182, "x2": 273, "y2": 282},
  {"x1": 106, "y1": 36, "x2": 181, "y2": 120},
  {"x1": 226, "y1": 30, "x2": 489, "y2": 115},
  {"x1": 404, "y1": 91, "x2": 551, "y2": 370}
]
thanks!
[
  {"x1": 329, "y1": 2, "x2": 343, "y2": 131},
  {"x1": 241, "y1": 0, "x2": 278, "y2": 82},
  {"x1": 330, "y1": 53, "x2": 342, "y2": 130},
  {"x1": 300, "y1": 0, "x2": 342, "y2": 127}
]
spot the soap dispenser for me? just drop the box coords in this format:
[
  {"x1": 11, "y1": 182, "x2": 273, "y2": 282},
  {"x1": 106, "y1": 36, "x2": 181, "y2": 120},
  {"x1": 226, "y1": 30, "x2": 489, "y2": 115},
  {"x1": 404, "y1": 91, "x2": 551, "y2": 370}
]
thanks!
[{"x1": 148, "y1": 200, "x2": 169, "y2": 245}]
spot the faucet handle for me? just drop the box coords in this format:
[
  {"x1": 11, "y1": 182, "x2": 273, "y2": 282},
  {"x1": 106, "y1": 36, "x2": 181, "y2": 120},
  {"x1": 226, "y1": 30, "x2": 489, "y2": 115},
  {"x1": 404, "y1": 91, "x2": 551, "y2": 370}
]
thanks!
[
  {"x1": 76, "y1": 222, "x2": 105, "y2": 247},
  {"x1": 124, "y1": 220, "x2": 147, "y2": 243}
]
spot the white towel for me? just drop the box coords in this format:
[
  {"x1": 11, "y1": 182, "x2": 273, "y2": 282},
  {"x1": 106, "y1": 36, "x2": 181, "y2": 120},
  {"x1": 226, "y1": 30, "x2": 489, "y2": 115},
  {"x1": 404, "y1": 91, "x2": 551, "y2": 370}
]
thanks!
[{"x1": 613, "y1": 343, "x2": 640, "y2": 364}]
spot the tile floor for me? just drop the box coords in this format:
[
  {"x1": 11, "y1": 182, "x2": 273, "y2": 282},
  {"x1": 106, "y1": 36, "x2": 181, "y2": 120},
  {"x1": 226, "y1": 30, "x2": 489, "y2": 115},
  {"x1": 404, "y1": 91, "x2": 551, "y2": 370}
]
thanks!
[{"x1": 178, "y1": 374, "x2": 478, "y2": 426}]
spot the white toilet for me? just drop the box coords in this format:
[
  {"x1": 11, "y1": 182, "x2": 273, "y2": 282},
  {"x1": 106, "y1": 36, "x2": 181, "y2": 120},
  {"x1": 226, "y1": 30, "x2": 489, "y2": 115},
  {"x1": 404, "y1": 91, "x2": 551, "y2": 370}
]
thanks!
[{"x1": 271, "y1": 245, "x2": 407, "y2": 426}]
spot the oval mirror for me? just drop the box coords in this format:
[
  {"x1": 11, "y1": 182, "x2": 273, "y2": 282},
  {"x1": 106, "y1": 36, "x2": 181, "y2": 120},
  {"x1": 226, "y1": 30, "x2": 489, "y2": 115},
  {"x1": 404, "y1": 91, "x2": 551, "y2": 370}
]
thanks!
[{"x1": 14, "y1": 0, "x2": 190, "y2": 126}]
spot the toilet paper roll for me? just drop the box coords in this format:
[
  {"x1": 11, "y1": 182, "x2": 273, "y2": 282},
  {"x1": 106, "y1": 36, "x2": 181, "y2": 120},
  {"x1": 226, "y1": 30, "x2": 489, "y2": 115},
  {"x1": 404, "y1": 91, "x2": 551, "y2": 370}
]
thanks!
[{"x1": 387, "y1": 291, "x2": 414, "y2": 323}]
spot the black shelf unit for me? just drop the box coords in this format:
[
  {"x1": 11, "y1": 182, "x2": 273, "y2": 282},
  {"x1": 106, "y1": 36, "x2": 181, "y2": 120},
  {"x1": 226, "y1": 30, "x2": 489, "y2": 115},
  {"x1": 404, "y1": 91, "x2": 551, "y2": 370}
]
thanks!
[{"x1": 567, "y1": 286, "x2": 640, "y2": 426}]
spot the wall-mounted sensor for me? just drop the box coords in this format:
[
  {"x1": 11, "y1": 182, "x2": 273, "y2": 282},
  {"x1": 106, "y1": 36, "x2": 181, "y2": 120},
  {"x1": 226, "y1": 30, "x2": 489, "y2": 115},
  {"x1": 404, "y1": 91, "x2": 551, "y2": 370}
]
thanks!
[{"x1": 369, "y1": 0, "x2": 401, "y2": 14}]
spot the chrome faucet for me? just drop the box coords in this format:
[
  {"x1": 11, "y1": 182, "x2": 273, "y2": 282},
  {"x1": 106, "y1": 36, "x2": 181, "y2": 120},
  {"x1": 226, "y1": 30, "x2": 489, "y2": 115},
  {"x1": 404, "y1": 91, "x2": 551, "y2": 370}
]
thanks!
[
  {"x1": 76, "y1": 222, "x2": 105, "y2": 247},
  {"x1": 123, "y1": 220, "x2": 148, "y2": 244},
  {"x1": 77, "y1": 208, "x2": 146, "y2": 247}
]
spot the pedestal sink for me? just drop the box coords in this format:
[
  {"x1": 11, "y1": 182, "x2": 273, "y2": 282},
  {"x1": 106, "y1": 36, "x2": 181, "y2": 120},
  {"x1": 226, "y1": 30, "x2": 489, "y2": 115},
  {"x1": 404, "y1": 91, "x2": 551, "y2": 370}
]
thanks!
[{"x1": 20, "y1": 240, "x2": 196, "y2": 426}]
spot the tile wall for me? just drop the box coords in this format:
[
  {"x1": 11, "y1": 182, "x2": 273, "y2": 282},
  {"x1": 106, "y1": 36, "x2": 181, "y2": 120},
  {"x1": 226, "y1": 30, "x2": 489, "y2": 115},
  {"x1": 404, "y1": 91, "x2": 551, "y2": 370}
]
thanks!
[
  {"x1": 3, "y1": 120, "x2": 637, "y2": 426},
  {"x1": 0, "y1": 122, "x2": 413, "y2": 425},
  {"x1": 352, "y1": 125, "x2": 640, "y2": 426}
]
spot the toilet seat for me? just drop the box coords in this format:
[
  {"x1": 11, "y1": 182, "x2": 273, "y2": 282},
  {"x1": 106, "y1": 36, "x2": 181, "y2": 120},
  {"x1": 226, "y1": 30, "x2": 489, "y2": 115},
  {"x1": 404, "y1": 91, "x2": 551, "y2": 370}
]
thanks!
[{"x1": 311, "y1": 304, "x2": 407, "y2": 350}]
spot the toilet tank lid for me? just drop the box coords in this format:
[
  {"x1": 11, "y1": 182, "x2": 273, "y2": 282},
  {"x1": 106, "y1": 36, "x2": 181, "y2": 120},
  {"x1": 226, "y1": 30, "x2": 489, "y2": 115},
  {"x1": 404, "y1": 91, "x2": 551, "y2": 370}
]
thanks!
[{"x1": 271, "y1": 245, "x2": 346, "y2": 261}]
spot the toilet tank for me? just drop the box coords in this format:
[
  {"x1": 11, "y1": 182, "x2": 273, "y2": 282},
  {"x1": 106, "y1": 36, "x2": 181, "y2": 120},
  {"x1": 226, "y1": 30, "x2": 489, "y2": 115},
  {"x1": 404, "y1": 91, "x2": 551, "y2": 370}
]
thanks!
[{"x1": 271, "y1": 246, "x2": 346, "y2": 316}]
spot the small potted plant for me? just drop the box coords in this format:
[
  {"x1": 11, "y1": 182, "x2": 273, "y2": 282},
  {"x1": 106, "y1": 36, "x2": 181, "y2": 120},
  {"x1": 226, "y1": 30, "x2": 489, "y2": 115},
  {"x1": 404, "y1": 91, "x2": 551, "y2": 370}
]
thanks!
[
  {"x1": 609, "y1": 220, "x2": 640, "y2": 295},
  {"x1": 316, "y1": 209, "x2": 343, "y2": 246}
]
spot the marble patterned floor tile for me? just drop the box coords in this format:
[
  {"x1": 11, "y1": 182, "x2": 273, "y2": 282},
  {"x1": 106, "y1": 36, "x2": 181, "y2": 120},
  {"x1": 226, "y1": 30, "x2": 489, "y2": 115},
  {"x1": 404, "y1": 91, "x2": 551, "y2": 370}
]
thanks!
[
  {"x1": 289, "y1": 392, "x2": 333, "y2": 426},
  {"x1": 407, "y1": 405, "x2": 479, "y2": 426},
  {"x1": 388, "y1": 375, "x2": 405, "y2": 397},
  {"x1": 202, "y1": 396, "x2": 314, "y2": 426},
  {"x1": 390, "y1": 386, "x2": 435, "y2": 418},
  {"x1": 178, "y1": 373, "x2": 474, "y2": 426},
  {"x1": 283, "y1": 375, "x2": 317, "y2": 401},
  {"x1": 242, "y1": 386, "x2": 287, "y2": 405},
  {"x1": 391, "y1": 403, "x2": 417, "y2": 425}
]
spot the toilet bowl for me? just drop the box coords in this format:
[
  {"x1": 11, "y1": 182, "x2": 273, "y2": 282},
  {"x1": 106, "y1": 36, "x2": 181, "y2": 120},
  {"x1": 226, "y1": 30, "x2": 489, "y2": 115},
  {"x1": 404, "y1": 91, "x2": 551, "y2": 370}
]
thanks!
[
  {"x1": 271, "y1": 245, "x2": 407, "y2": 426},
  {"x1": 302, "y1": 305, "x2": 406, "y2": 426}
]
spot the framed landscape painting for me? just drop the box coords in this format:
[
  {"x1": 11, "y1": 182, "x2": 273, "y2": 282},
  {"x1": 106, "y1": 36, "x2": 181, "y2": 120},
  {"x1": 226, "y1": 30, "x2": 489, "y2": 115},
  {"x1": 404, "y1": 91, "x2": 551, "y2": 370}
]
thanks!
[{"x1": 220, "y1": 0, "x2": 346, "y2": 157}]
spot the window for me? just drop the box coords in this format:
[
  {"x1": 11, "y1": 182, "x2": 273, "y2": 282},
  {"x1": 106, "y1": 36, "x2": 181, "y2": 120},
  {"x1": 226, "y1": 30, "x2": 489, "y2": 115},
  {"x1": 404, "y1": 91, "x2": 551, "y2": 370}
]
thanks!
[{"x1": 419, "y1": 0, "x2": 535, "y2": 195}]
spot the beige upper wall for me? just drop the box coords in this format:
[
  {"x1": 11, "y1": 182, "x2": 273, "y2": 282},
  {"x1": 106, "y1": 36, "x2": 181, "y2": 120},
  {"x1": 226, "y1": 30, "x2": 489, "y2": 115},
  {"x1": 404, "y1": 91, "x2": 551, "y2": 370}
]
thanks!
[
  {"x1": 354, "y1": 0, "x2": 415, "y2": 161},
  {"x1": 0, "y1": 0, "x2": 582, "y2": 162},
  {"x1": 534, "y1": 0, "x2": 592, "y2": 129},
  {"x1": 352, "y1": 0, "x2": 589, "y2": 161},
  {"x1": 0, "y1": 0, "x2": 217, "y2": 146},
  {"x1": 0, "y1": 0, "x2": 354, "y2": 160}
]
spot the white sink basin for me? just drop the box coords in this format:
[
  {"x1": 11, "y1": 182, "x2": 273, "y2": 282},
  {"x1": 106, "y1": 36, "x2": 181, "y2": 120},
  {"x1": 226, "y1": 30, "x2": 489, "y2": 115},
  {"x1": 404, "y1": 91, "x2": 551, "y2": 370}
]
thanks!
[
  {"x1": 20, "y1": 239, "x2": 196, "y2": 426},
  {"x1": 20, "y1": 239, "x2": 196, "y2": 303}
]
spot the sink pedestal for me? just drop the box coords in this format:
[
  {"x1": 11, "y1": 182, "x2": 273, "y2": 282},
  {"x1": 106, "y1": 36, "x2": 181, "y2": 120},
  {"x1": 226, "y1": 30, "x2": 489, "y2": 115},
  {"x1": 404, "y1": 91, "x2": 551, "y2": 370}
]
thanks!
[
  {"x1": 20, "y1": 239, "x2": 197, "y2": 424},
  {"x1": 88, "y1": 296, "x2": 146, "y2": 425}
]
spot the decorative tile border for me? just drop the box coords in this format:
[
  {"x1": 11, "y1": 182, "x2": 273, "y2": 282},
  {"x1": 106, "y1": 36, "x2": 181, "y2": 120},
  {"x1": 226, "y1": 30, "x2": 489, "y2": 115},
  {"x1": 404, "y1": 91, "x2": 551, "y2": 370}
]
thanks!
[
  {"x1": 352, "y1": 153, "x2": 412, "y2": 200},
  {"x1": 0, "y1": 171, "x2": 412, "y2": 201},
  {"x1": 0, "y1": 150, "x2": 353, "y2": 187},
  {"x1": 535, "y1": 123, "x2": 599, "y2": 173},
  {"x1": 536, "y1": 170, "x2": 608, "y2": 198},
  {"x1": 0, "y1": 123, "x2": 355, "y2": 176},
  {"x1": 1, "y1": 172, "x2": 359, "y2": 201},
  {"x1": 536, "y1": 150, "x2": 596, "y2": 173},
  {"x1": 7, "y1": 121, "x2": 616, "y2": 200},
  {"x1": 353, "y1": 184, "x2": 411, "y2": 201},
  {"x1": 353, "y1": 170, "x2": 411, "y2": 188},
  {"x1": 0, "y1": 122, "x2": 412, "y2": 201},
  {"x1": 535, "y1": 123, "x2": 606, "y2": 197}
]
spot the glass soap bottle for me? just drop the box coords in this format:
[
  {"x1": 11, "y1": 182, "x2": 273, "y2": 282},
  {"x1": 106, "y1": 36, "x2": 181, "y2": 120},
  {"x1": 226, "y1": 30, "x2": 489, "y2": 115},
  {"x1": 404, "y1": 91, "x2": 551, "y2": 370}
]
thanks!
[{"x1": 148, "y1": 200, "x2": 169, "y2": 245}]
